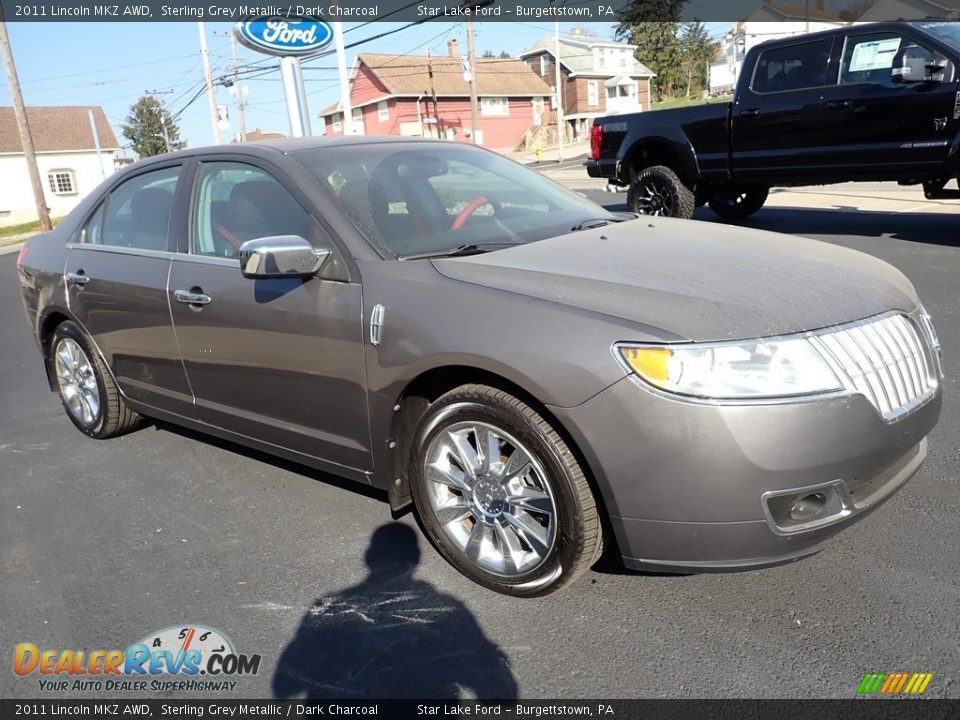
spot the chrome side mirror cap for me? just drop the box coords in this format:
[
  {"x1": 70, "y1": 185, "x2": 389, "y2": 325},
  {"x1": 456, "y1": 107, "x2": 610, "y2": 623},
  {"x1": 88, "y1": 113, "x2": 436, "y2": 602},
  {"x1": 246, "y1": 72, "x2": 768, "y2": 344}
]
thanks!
[{"x1": 238, "y1": 236, "x2": 329, "y2": 279}]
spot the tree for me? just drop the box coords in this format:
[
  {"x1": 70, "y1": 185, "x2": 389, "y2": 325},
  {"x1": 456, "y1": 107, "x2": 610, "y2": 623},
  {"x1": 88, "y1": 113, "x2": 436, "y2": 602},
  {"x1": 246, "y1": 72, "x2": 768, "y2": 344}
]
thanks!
[
  {"x1": 482, "y1": 50, "x2": 495, "y2": 58},
  {"x1": 617, "y1": 22, "x2": 684, "y2": 100},
  {"x1": 122, "y1": 95, "x2": 184, "y2": 158},
  {"x1": 679, "y1": 21, "x2": 717, "y2": 98},
  {"x1": 498, "y1": 51, "x2": 510, "y2": 58}
]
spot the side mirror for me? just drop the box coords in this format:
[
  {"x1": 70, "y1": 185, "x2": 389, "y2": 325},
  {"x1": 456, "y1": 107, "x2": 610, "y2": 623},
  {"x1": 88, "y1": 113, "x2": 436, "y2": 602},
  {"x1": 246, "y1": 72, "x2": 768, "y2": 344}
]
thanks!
[
  {"x1": 238, "y1": 236, "x2": 329, "y2": 279},
  {"x1": 892, "y1": 51, "x2": 947, "y2": 84}
]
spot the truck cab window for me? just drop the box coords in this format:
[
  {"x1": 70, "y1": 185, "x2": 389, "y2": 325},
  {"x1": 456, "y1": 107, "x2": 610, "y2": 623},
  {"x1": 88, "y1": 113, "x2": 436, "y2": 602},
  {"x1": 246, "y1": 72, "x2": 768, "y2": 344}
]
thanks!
[{"x1": 752, "y1": 40, "x2": 832, "y2": 93}]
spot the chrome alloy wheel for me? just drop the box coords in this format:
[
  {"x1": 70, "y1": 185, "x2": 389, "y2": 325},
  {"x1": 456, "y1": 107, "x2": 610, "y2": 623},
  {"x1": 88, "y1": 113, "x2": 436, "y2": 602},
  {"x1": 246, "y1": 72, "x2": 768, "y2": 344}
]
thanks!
[
  {"x1": 423, "y1": 421, "x2": 558, "y2": 577},
  {"x1": 54, "y1": 338, "x2": 100, "y2": 427}
]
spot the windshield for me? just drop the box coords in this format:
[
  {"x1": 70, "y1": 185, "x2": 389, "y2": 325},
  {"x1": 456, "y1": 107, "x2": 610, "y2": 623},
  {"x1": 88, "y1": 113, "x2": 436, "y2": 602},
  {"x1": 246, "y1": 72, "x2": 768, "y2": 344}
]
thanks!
[
  {"x1": 293, "y1": 141, "x2": 614, "y2": 258},
  {"x1": 916, "y1": 22, "x2": 960, "y2": 53}
]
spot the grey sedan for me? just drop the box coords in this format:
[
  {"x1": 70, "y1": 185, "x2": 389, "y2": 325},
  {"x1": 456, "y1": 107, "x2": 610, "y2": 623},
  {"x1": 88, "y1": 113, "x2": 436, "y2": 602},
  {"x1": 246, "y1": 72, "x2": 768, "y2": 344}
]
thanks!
[{"x1": 17, "y1": 137, "x2": 943, "y2": 596}]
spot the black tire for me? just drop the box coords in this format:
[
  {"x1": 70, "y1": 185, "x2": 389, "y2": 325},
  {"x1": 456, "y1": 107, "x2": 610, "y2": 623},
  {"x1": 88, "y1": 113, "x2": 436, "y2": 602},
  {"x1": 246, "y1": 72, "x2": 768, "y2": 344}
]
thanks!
[
  {"x1": 410, "y1": 384, "x2": 603, "y2": 597},
  {"x1": 708, "y1": 187, "x2": 769, "y2": 221},
  {"x1": 626, "y1": 165, "x2": 695, "y2": 219},
  {"x1": 49, "y1": 321, "x2": 143, "y2": 439}
]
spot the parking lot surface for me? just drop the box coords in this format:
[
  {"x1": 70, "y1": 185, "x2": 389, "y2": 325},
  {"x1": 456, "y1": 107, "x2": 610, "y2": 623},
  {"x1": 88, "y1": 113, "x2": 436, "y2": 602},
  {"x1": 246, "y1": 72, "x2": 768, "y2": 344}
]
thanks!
[{"x1": 1, "y1": 176, "x2": 957, "y2": 699}]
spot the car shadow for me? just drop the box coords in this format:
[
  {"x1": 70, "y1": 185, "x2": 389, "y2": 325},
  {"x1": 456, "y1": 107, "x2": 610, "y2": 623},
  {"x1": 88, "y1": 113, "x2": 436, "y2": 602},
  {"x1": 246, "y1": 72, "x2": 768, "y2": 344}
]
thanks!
[{"x1": 271, "y1": 522, "x2": 519, "y2": 700}]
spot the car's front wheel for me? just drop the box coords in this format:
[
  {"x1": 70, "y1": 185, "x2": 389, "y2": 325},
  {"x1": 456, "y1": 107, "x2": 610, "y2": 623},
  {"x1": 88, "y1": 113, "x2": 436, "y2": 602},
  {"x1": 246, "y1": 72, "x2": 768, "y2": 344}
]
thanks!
[
  {"x1": 50, "y1": 321, "x2": 143, "y2": 439},
  {"x1": 410, "y1": 384, "x2": 603, "y2": 597}
]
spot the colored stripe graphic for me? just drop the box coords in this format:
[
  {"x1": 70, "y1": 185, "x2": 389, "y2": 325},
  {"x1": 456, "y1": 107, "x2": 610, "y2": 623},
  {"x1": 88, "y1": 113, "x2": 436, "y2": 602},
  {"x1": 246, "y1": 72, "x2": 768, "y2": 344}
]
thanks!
[{"x1": 857, "y1": 672, "x2": 933, "y2": 695}]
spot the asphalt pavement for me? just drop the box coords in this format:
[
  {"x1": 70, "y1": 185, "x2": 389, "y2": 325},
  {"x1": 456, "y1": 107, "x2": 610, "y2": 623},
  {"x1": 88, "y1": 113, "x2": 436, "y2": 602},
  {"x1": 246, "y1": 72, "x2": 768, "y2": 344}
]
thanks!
[{"x1": 1, "y1": 180, "x2": 957, "y2": 701}]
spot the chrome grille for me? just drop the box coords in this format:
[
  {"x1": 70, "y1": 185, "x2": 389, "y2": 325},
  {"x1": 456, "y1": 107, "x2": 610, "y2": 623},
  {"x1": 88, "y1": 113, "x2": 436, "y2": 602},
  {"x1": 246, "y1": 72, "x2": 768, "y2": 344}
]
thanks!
[{"x1": 810, "y1": 314, "x2": 936, "y2": 421}]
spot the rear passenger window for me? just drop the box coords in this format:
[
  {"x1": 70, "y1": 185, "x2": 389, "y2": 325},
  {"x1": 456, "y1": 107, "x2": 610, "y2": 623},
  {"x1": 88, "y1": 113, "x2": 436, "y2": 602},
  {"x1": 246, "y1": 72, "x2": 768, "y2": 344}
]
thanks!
[
  {"x1": 752, "y1": 40, "x2": 833, "y2": 93},
  {"x1": 97, "y1": 166, "x2": 181, "y2": 251},
  {"x1": 191, "y1": 162, "x2": 309, "y2": 258}
]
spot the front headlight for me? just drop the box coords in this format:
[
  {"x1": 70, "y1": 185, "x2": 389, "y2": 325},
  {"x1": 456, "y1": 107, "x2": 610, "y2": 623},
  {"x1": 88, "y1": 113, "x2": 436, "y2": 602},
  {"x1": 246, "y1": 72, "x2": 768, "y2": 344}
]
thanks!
[{"x1": 617, "y1": 337, "x2": 843, "y2": 400}]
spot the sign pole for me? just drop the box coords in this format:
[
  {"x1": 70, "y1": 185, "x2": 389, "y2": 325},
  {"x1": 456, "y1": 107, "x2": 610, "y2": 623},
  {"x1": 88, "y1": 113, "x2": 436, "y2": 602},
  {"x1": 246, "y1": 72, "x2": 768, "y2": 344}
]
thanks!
[
  {"x1": 280, "y1": 56, "x2": 312, "y2": 137},
  {"x1": 333, "y1": 21, "x2": 353, "y2": 135}
]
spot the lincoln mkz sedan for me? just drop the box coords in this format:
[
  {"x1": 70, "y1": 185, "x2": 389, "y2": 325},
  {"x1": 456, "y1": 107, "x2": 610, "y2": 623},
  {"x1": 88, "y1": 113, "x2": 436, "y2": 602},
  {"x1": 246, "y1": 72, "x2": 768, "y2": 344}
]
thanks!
[{"x1": 17, "y1": 138, "x2": 943, "y2": 596}]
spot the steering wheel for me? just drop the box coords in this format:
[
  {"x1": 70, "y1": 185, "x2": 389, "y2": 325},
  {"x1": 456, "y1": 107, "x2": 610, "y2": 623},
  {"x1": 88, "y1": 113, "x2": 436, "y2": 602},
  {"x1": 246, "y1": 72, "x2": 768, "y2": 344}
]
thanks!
[{"x1": 452, "y1": 195, "x2": 497, "y2": 231}]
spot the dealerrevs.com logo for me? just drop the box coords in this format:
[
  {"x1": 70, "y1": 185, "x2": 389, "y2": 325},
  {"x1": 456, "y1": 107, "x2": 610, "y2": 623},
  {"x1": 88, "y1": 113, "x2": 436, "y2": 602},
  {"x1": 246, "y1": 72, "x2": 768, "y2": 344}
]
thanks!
[{"x1": 14, "y1": 625, "x2": 261, "y2": 692}]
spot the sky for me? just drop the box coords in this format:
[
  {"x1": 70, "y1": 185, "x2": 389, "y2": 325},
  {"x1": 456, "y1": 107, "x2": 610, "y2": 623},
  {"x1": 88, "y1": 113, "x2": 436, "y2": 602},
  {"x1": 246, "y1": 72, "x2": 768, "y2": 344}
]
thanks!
[{"x1": 0, "y1": 21, "x2": 729, "y2": 151}]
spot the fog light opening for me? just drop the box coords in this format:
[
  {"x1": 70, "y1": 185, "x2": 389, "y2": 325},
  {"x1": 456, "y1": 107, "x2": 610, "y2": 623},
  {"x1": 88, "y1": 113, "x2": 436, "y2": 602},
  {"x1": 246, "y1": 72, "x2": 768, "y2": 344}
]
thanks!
[{"x1": 789, "y1": 492, "x2": 827, "y2": 522}]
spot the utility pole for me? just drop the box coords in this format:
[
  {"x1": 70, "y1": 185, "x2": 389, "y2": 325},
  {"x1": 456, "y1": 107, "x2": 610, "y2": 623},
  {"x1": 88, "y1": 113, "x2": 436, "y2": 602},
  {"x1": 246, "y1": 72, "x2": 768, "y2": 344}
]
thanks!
[
  {"x1": 554, "y1": 20, "x2": 565, "y2": 163},
  {"x1": 427, "y1": 47, "x2": 439, "y2": 137},
  {"x1": 197, "y1": 21, "x2": 222, "y2": 144},
  {"x1": 466, "y1": 20, "x2": 480, "y2": 144},
  {"x1": 147, "y1": 89, "x2": 174, "y2": 152},
  {"x1": 0, "y1": 18, "x2": 52, "y2": 231},
  {"x1": 230, "y1": 33, "x2": 247, "y2": 142},
  {"x1": 215, "y1": 30, "x2": 248, "y2": 142}
]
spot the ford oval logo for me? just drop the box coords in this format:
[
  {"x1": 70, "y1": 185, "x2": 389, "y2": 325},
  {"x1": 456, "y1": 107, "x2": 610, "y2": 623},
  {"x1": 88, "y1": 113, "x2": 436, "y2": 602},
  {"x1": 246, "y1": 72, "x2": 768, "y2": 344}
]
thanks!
[{"x1": 235, "y1": 17, "x2": 333, "y2": 57}]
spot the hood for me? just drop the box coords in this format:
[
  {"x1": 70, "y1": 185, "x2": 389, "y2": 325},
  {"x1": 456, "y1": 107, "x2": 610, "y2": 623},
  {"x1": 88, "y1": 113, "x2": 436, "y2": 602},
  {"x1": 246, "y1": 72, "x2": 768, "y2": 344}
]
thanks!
[{"x1": 431, "y1": 218, "x2": 920, "y2": 342}]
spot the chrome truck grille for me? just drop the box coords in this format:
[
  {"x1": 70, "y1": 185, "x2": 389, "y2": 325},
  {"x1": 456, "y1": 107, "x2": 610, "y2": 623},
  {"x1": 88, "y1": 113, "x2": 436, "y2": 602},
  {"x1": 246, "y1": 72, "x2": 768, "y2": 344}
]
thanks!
[{"x1": 810, "y1": 313, "x2": 939, "y2": 422}]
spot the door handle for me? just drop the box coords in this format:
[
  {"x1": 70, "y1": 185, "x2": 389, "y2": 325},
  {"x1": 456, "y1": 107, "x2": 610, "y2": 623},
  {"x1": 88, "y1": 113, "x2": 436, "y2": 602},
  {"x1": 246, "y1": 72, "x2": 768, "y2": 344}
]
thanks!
[
  {"x1": 66, "y1": 271, "x2": 90, "y2": 286},
  {"x1": 824, "y1": 99, "x2": 851, "y2": 110},
  {"x1": 739, "y1": 108, "x2": 760, "y2": 118},
  {"x1": 173, "y1": 290, "x2": 212, "y2": 306}
]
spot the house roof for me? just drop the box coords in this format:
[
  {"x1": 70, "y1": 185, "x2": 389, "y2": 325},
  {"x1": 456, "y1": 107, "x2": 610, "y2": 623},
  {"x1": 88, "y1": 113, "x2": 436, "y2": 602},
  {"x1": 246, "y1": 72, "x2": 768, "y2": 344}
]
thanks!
[
  {"x1": 519, "y1": 35, "x2": 655, "y2": 78},
  {"x1": 753, "y1": 1, "x2": 844, "y2": 21},
  {"x1": 0, "y1": 106, "x2": 119, "y2": 154},
  {"x1": 858, "y1": 0, "x2": 959, "y2": 20},
  {"x1": 320, "y1": 53, "x2": 554, "y2": 116}
]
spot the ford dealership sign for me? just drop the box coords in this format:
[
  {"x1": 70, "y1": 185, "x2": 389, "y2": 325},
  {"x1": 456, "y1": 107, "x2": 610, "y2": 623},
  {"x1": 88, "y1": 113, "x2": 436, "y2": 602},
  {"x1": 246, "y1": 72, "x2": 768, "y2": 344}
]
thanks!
[{"x1": 236, "y1": 18, "x2": 333, "y2": 57}]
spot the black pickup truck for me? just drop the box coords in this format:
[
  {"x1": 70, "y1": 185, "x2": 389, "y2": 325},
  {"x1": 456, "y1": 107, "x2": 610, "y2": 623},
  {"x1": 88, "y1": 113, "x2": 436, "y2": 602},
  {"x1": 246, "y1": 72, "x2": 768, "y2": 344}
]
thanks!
[{"x1": 587, "y1": 21, "x2": 960, "y2": 220}]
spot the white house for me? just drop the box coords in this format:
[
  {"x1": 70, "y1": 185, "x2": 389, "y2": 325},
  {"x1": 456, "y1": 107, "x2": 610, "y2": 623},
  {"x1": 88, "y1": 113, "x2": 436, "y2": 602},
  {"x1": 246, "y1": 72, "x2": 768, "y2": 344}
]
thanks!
[
  {"x1": 715, "y1": 2, "x2": 848, "y2": 91},
  {"x1": 0, "y1": 106, "x2": 118, "y2": 227}
]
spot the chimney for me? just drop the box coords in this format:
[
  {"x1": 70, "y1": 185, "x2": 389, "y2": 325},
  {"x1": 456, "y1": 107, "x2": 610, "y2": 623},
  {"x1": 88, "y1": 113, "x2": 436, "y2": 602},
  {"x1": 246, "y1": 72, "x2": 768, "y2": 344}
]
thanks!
[
  {"x1": 570, "y1": 26, "x2": 581, "y2": 37},
  {"x1": 448, "y1": 38, "x2": 459, "y2": 58}
]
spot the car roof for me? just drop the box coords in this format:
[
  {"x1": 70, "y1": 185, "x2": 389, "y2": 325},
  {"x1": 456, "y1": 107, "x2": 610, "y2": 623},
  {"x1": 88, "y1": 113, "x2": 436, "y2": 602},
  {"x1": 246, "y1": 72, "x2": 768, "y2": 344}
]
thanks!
[
  {"x1": 751, "y1": 21, "x2": 950, "y2": 47},
  {"x1": 127, "y1": 135, "x2": 456, "y2": 172}
]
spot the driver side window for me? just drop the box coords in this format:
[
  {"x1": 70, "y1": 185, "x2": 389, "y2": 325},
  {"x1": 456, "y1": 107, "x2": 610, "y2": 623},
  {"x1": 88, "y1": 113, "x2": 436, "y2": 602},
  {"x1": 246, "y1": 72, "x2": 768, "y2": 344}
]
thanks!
[
  {"x1": 191, "y1": 162, "x2": 309, "y2": 258},
  {"x1": 840, "y1": 33, "x2": 933, "y2": 87}
]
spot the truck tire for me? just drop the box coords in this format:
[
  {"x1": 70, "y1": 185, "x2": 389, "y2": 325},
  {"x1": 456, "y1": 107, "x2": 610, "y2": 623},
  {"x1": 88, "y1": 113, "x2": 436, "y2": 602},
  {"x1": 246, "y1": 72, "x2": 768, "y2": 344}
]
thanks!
[
  {"x1": 626, "y1": 166, "x2": 695, "y2": 219},
  {"x1": 708, "y1": 187, "x2": 769, "y2": 221}
]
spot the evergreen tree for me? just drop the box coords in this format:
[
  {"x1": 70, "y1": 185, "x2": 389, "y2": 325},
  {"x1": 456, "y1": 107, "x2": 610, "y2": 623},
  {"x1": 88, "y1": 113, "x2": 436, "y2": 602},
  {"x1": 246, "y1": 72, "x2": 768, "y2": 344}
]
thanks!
[
  {"x1": 679, "y1": 21, "x2": 717, "y2": 98},
  {"x1": 122, "y1": 95, "x2": 184, "y2": 158},
  {"x1": 617, "y1": 22, "x2": 683, "y2": 100}
]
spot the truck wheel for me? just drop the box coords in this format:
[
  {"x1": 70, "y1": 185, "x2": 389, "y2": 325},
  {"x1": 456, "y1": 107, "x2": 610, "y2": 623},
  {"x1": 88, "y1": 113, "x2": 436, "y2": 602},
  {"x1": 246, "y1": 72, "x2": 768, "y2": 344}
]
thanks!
[
  {"x1": 708, "y1": 187, "x2": 769, "y2": 221},
  {"x1": 627, "y1": 166, "x2": 695, "y2": 219}
]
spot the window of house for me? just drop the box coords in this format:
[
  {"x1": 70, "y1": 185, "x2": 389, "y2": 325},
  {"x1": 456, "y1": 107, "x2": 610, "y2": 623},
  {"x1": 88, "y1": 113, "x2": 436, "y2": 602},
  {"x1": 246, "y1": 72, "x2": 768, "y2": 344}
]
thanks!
[
  {"x1": 481, "y1": 97, "x2": 509, "y2": 116},
  {"x1": 352, "y1": 108, "x2": 363, "y2": 123},
  {"x1": 48, "y1": 169, "x2": 76, "y2": 195},
  {"x1": 621, "y1": 50, "x2": 629, "y2": 68},
  {"x1": 540, "y1": 55, "x2": 548, "y2": 76},
  {"x1": 190, "y1": 162, "x2": 309, "y2": 259},
  {"x1": 377, "y1": 101, "x2": 389, "y2": 121},
  {"x1": 752, "y1": 39, "x2": 833, "y2": 93},
  {"x1": 593, "y1": 48, "x2": 601, "y2": 69},
  {"x1": 332, "y1": 113, "x2": 342, "y2": 132},
  {"x1": 96, "y1": 166, "x2": 181, "y2": 251},
  {"x1": 587, "y1": 80, "x2": 599, "y2": 107}
]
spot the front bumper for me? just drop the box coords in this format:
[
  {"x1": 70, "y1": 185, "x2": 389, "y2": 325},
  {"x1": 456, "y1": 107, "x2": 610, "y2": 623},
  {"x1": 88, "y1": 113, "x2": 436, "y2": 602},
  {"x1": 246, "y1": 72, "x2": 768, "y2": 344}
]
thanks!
[{"x1": 549, "y1": 374, "x2": 940, "y2": 571}]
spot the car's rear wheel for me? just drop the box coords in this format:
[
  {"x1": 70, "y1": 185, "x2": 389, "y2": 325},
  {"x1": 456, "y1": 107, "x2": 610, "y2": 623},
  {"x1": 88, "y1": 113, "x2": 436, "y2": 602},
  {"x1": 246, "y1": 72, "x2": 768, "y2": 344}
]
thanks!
[
  {"x1": 708, "y1": 187, "x2": 769, "y2": 221},
  {"x1": 51, "y1": 321, "x2": 143, "y2": 439},
  {"x1": 410, "y1": 384, "x2": 602, "y2": 597},
  {"x1": 627, "y1": 165, "x2": 695, "y2": 219}
]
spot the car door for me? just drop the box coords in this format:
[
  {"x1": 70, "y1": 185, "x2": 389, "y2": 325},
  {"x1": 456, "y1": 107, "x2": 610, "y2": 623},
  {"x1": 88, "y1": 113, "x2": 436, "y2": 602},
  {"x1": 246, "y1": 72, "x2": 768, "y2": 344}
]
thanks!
[
  {"x1": 167, "y1": 159, "x2": 372, "y2": 472},
  {"x1": 731, "y1": 36, "x2": 836, "y2": 181},
  {"x1": 65, "y1": 163, "x2": 194, "y2": 416},
  {"x1": 815, "y1": 29, "x2": 958, "y2": 176}
]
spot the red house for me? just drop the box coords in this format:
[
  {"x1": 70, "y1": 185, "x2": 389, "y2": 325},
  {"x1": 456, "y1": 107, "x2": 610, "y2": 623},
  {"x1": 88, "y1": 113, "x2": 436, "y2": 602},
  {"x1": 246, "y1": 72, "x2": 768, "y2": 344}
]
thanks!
[{"x1": 319, "y1": 40, "x2": 555, "y2": 151}]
